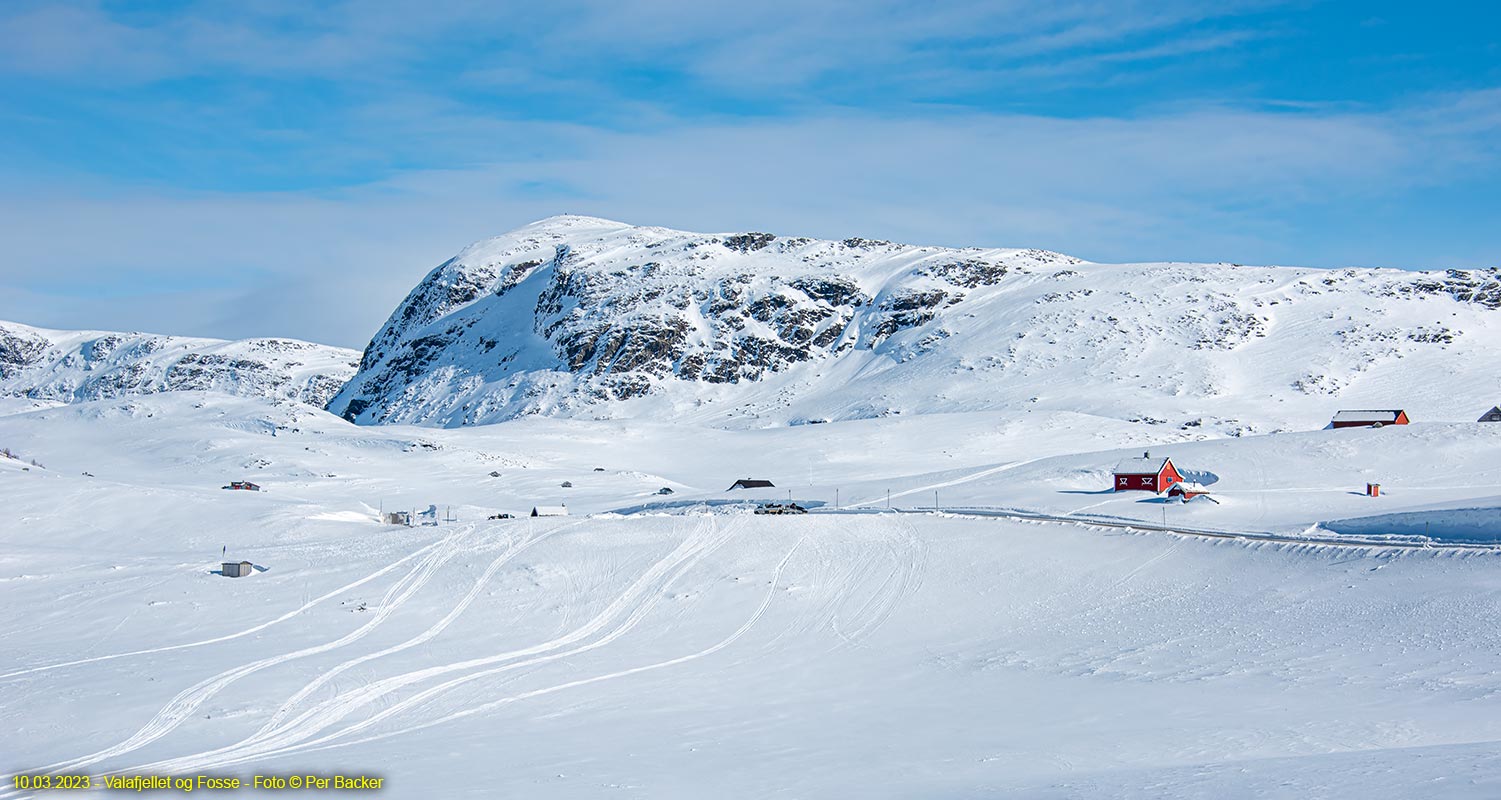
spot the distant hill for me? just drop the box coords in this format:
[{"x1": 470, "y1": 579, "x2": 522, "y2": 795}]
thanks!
[
  {"x1": 328, "y1": 215, "x2": 1501, "y2": 433},
  {"x1": 0, "y1": 320, "x2": 359, "y2": 408}
]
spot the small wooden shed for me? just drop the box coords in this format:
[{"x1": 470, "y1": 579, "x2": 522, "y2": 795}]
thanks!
[
  {"x1": 1479, "y1": 406, "x2": 1501, "y2": 422},
  {"x1": 222, "y1": 560, "x2": 253, "y2": 578},
  {"x1": 531, "y1": 505, "x2": 569, "y2": 517},
  {"x1": 728, "y1": 479, "x2": 775, "y2": 491},
  {"x1": 1167, "y1": 482, "x2": 1210, "y2": 501}
]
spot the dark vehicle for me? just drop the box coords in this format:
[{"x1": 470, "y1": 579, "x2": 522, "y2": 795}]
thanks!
[{"x1": 754, "y1": 502, "x2": 807, "y2": 515}]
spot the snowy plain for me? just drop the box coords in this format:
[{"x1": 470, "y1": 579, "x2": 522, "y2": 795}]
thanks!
[{"x1": 3, "y1": 392, "x2": 1501, "y2": 798}]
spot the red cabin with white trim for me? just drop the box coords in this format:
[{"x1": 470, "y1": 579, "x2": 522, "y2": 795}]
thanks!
[{"x1": 1112, "y1": 452, "x2": 1183, "y2": 493}]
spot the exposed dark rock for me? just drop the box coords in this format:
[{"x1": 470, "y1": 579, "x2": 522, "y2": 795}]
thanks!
[
  {"x1": 919, "y1": 260, "x2": 1010, "y2": 288},
  {"x1": 0, "y1": 328, "x2": 51, "y2": 380},
  {"x1": 722, "y1": 233, "x2": 776, "y2": 253}
]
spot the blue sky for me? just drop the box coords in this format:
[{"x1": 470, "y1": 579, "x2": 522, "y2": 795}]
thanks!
[{"x1": 1, "y1": 0, "x2": 1498, "y2": 346}]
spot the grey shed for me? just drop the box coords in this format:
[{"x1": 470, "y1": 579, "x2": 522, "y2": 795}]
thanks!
[{"x1": 222, "y1": 560, "x2": 253, "y2": 578}]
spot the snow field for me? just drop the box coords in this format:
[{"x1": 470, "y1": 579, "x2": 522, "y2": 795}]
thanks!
[
  {"x1": 4, "y1": 393, "x2": 1501, "y2": 797},
  {"x1": 6, "y1": 510, "x2": 1501, "y2": 798}
]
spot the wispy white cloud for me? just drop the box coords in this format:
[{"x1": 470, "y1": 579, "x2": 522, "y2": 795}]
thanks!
[
  {"x1": 0, "y1": 0, "x2": 1284, "y2": 95},
  {"x1": 2, "y1": 91, "x2": 1496, "y2": 346},
  {"x1": 0, "y1": 3, "x2": 168, "y2": 78},
  {"x1": 0, "y1": 1, "x2": 1495, "y2": 347}
]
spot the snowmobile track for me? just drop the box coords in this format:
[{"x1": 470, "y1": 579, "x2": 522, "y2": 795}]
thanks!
[
  {"x1": 0, "y1": 535, "x2": 452, "y2": 682},
  {"x1": 3, "y1": 524, "x2": 480, "y2": 785},
  {"x1": 122, "y1": 516, "x2": 741, "y2": 776},
  {"x1": 177, "y1": 530, "x2": 808, "y2": 766}
]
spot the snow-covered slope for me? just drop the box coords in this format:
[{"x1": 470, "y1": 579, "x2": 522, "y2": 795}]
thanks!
[
  {"x1": 4, "y1": 392, "x2": 1498, "y2": 543},
  {"x1": 3, "y1": 393, "x2": 1501, "y2": 799},
  {"x1": 330, "y1": 215, "x2": 1501, "y2": 431},
  {"x1": 0, "y1": 320, "x2": 359, "y2": 408}
]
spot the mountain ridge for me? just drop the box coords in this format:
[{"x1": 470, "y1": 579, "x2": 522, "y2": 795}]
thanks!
[
  {"x1": 327, "y1": 215, "x2": 1501, "y2": 433},
  {"x1": 0, "y1": 319, "x2": 359, "y2": 409},
  {"x1": 5, "y1": 216, "x2": 1498, "y2": 432}
]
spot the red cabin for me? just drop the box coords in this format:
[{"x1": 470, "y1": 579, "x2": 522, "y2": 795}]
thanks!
[
  {"x1": 1113, "y1": 452, "x2": 1183, "y2": 493},
  {"x1": 1330, "y1": 410, "x2": 1409, "y2": 429}
]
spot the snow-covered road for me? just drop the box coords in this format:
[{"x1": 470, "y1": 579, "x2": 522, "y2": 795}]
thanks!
[{"x1": 902, "y1": 506, "x2": 1501, "y2": 551}]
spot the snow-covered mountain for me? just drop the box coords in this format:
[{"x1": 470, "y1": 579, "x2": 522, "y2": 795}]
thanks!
[
  {"x1": 330, "y1": 215, "x2": 1501, "y2": 432},
  {"x1": 0, "y1": 320, "x2": 359, "y2": 408},
  {"x1": 9, "y1": 218, "x2": 1501, "y2": 800}
]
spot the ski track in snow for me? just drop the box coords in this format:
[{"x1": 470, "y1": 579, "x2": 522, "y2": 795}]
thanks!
[
  {"x1": 252, "y1": 519, "x2": 585, "y2": 736},
  {"x1": 846, "y1": 458, "x2": 1045, "y2": 509},
  {"x1": 825, "y1": 514, "x2": 927, "y2": 650},
  {"x1": 163, "y1": 530, "x2": 809, "y2": 770},
  {"x1": 115, "y1": 516, "x2": 747, "y2": 776},
  {"x1": 3, "y1": 524, "x2": 481, "y2": 785},
  {"x1": 859, "y1": 515, "x2": 927, "y2": 641},
  {"x1": 329, "y1": 532, "x2": 806, "y2": 754},
  {"x1": 1107, "y1": 538, "x2": 1183, "y2": 591},
  {"x1": 0, "y1": 537, "x2": 450, "y2": 682}
]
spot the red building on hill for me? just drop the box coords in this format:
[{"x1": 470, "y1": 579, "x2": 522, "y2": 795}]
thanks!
[
  {"x1": 1113, "y1": 453, "x2": 1183, "y2": 493},
  {"x1": 1331, "y1": 410, "x2": 1409, "y2": 429}
]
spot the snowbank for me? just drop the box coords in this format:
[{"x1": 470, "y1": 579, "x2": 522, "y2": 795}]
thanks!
[{"x1": 1323, "y1": 502, "x2": 1501, "y2": 544}]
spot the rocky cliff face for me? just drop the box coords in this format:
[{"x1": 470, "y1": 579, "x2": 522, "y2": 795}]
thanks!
[
  {"x1": 0, "y1": 321, "x2": 359, "y2": 408},
  {"x1": 329, "y1": 215, "x2": 1501, "y2": 432},
  {"x1": 328, "y1": 216, "x2": 1081, "y2": 425}
]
